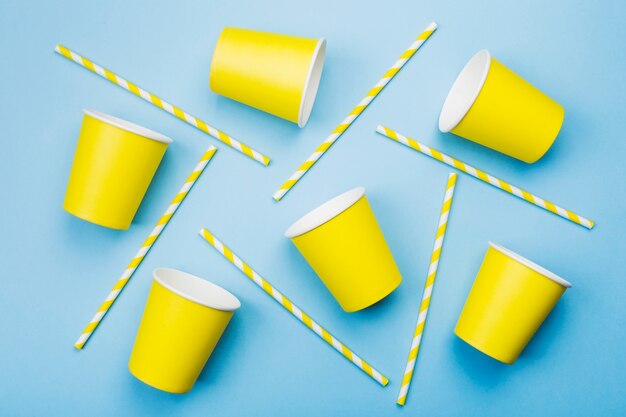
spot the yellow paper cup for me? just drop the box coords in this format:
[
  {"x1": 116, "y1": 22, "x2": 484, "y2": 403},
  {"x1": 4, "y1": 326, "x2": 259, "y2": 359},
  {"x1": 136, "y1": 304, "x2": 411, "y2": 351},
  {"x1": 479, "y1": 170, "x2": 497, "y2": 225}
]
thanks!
[
  {"x1": 439, "y1": 50, "x2": 564, "y2": 163},
  {"x1": 63, "y1": 110, "x2": 172, "y2": 230},
  {"x1": 454, "y1": 243, "x2": 571, "y2": 364},
  {"x1": 285, "y1": 188, "x2": 402, "y2": 312},
  {"x1": 129, "y1": 268, "x2": 241, "y2": 394},
  {"x1": 209, "y1": 27, "x2": 326, "y2": 127}
]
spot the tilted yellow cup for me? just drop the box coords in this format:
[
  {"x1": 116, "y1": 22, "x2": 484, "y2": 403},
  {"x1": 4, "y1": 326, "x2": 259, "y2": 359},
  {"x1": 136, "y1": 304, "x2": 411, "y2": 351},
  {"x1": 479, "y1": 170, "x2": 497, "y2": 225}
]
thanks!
[
  {"x1": 129, "y1": 268, "x2": 241, "y2": 394},
  {"x1": 209, "y1": 27, "x2": 326, "y2": 127},
  {"x1": 439, "y1": 50, "x2": 564, "y2": 163},
  {"x1": 455, "y1": 243, "x2": 571, "y2": 364},
  {"x1": 285, "y1": 188, "x2": 402, "y2": 312},
  {"x1": 63, "y1": 110, "x2": 172, "y2": 230}
]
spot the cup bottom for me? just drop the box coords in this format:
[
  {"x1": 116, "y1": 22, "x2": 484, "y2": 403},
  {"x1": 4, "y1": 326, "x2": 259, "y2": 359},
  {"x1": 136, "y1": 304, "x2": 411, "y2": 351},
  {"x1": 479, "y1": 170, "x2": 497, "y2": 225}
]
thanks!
[
  {"x1": 128, "y1": 361, "x2": 193, "y2": 394},
  {"x1": 343, "y1": 276, "x2": 401, "y2": 313},
  {"x1": 63, "y1": 202, "x2": 130, "y2": 230},
  {"x1": 454, "y1": 327, "x2": 516, "y2": 364}
]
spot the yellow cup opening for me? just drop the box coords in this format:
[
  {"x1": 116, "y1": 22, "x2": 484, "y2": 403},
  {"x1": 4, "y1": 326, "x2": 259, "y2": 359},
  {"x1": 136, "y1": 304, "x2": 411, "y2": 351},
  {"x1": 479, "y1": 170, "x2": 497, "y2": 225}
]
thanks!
[
  {"x1": 83, "y1": 109, "x2": 173, "y2": 144},
  {"x1": 488, "y1": 242, "x2": 571, "y2": 288},
  {"x1": 438, "y1": 50, "x2": 491, "y2": 133},
  {"x1": 298, "y1": 38, "x2": 326, "y2": 127},
  {"x1": 153, "y1": 268, "x2": 242, "y2": 311},
  {"x1": 285, "y1": 187, "x2": 365, "y2": 238}
]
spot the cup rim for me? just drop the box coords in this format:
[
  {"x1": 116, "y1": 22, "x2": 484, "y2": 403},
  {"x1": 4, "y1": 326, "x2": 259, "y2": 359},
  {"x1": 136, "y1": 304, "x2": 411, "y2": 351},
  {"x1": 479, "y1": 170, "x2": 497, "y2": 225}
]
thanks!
[
  {"x1": 488, "y1": 242, "x2": 572, "y2": 288},
  {"x1": 297, "y1": 38, "x2": 326, "y2": 128},
  {"x1": 153, "y1": 268, "x2": 241, "y2": 311},
  {"x1": 438, "y1": 49, "x2": 491, "y2": 133},
  {"x1": 284, "y1": 187, "x2": 365, "y2": 238},
  {"x1": 83, "y1": 109, "x2": 173, "y2": 144}
]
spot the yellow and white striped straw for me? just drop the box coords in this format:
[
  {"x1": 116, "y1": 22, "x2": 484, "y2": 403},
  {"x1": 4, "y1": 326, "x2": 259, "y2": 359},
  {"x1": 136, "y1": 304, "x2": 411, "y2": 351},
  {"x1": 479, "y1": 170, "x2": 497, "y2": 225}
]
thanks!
[
  {"x1": 55, "y1": 45, "x2": 269, "y2": 166},
  {"x1": 272, "y1": 22, "x2": 437, "y2": 201},
  {"x1": 199, "y1": 228, "x2": 389, "y2": 386},
  {"x1": 376, "y1": 125, "x2": 594, "y2": 229},
  {"x1": 397, "y1": 173, "x2": 457, "y2": 406},
  {"x1": 74, "y1": 147, "x2": 217, "y2": 349}
]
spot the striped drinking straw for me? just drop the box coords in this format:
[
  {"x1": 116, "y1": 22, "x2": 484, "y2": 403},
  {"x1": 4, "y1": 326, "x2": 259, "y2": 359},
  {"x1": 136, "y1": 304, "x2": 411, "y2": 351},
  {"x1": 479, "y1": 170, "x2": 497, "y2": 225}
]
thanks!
[
  {"x1": 74, "y1": 147, "x2": 217, "y2": 349},
  {"x1": 272, "y1": 22, "x2": 438, "y2": 201},
  {"x1": 199, "y1": 228, "x2": 389, "y2": 386},
  {"x1": 376, "y1": 125, "x2": 594, "y2": 229},
  {"x1": 55, "y1": 45, "x2": 270, "y2": 166}
]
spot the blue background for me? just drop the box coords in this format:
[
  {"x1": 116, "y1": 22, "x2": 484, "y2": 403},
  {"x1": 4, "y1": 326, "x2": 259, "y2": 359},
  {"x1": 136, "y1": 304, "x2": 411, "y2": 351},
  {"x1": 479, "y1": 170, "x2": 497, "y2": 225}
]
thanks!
[{"x1": 1, "y1": 0, "x2": 624, "y2": 415}]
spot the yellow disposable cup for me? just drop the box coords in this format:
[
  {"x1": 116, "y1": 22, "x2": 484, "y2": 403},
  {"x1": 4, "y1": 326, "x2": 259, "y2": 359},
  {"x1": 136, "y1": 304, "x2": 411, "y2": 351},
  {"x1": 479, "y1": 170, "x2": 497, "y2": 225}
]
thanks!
[
  {"x1": 63, "y1": 110, "x2": 172, "y2": 230},
  {"x1": 209, "y1": 27, "x2": 326, "y2": 127},
  {"x1": 285, "y1": 187, "x2": 402, "y2": 312},
  {"x1": 439, "y1": 50, "x2": 565, "y2": 163},
  {"x1": 129, "y1": 268, "x2": 241, "y2": 394},
  {"x1": 454, "y1": 243, "x2": 571, "y2": 364}
]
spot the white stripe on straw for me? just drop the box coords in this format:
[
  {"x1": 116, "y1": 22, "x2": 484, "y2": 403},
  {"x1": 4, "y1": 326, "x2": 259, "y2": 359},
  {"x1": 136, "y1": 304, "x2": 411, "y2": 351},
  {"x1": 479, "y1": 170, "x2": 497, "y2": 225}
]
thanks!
[
  {"x1": 55, "y1": 45, "x2": 270, "y2": 165},
  {"x1": 199, "y1": 228, "x2": 389, "y2": 386},
  {"x1": 397, "y1": 173, "x2": 457, "y2": 406},
  {"x1": 74, "y1": 147, "x2": 217, "y2": 349},
  {"x1": 272, "y1": 22, "x2": 438, "y2": 201},
  {"x1": 376, "y1": 125, "x2": 594, "y2": 229}
]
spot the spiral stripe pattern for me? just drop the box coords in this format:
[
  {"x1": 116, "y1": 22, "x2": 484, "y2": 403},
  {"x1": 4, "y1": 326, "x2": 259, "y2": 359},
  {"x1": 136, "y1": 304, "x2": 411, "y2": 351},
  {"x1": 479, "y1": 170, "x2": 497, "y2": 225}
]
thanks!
[
  {"x1": 199, "y1": 228, "x2": 389, "y2": 386},
  {"x1": 273, "y1": 22, "x2": 437, "y2": 201},
  {"x1": 376, "y1": 125, "x2": 594, "y2": 229},
  {"x1": 55, "y1": 45, "x2": 269, "y2": 165},
  {"x1": 74, "y1": 147, "x2": 217, "y2": 349}
]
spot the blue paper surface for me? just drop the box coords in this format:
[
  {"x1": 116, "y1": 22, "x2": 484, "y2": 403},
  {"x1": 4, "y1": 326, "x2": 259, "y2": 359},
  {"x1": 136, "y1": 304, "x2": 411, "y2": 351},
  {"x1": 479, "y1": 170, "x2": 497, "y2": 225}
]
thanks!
[{"x1": 1, "y1": 0, "x2": 624, "y2": 415}]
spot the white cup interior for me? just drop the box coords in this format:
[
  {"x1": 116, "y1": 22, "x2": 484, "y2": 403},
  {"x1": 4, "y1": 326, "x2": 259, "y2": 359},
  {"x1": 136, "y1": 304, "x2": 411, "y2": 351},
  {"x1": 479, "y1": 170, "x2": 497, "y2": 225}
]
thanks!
[
  {"x1": 438, "y1": 50, "x2": 491, "y2": 133},
  {"x1": 285, "y1": 187, "x2": 365, "y2": 238},
  {"x1": 153, "y1": 268, "x2": 241, "y2": 311},
  {"x1": 489, "y1": 242, "x2": 572, "y2": 288},
  {"x1": 297, "y1": 38, "x2": 326, "y2": 128},
  {"x1": 83, "y1": 109, "x2": 173, "y2": 144}
]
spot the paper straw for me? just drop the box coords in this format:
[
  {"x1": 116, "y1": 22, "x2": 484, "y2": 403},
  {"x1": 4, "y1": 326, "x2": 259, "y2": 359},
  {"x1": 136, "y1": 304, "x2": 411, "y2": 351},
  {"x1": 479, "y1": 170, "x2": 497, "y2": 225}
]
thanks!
[
  {"x1": 55, "y1": 45, "x2": 270, "y2": 166},
  {"x1": 376, "y1": 125, "x2": 594, "y2": 229},
  {"x1": 74, "y1": 147, "x2": 217, "y2": 349},
  {"x1": 272, "y1": 22, "x2": 437, "y2": 201},
  {"x1": 397, "y1": 173, "x2": 457, "y2": 406},
  {"x1": 198, "y1": 228, "x2": 389, "y2": 386}
]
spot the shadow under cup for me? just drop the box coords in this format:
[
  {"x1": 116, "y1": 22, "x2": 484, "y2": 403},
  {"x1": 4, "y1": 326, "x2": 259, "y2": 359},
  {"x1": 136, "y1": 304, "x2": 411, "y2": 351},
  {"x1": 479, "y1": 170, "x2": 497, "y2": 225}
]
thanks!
[{"x1": 129, "y1": 268, "x2": 241, "y2": 394}]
